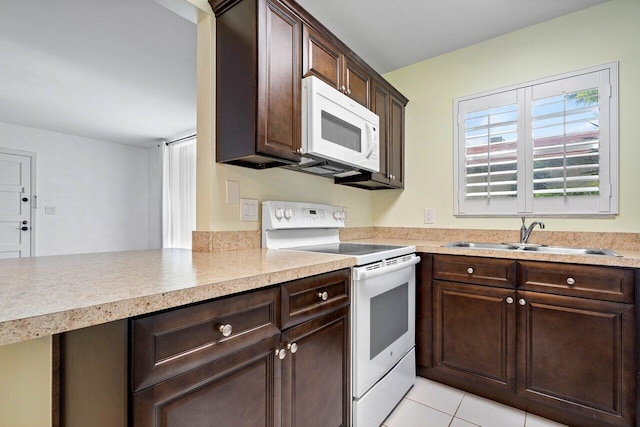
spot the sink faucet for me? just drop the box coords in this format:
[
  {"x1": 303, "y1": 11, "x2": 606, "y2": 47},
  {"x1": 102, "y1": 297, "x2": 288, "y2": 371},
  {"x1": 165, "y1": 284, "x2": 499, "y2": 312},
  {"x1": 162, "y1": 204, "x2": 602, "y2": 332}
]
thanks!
[{"x1": 520, "y1": 217, "x2": 545, "y2": 244}]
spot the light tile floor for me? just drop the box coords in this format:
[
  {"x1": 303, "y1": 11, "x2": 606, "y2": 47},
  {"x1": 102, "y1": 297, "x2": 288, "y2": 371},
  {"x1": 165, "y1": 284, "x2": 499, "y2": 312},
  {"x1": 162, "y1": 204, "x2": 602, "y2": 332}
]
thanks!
[{"x1": 382, "y1": 378, "x2": 568, "y2": 427}]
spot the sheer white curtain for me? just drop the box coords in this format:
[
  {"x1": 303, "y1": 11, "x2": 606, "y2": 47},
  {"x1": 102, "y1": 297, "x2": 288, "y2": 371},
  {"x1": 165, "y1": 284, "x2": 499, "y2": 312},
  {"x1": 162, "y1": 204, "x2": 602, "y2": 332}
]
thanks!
[{"x1": 162, "y1": 137, "x2": 196, "y2": 249}]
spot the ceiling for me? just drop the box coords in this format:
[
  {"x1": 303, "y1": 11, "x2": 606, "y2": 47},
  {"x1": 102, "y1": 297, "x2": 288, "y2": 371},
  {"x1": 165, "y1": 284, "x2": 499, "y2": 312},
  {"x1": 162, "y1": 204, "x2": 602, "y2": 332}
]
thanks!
[
  {"x1": 0, "y1": 0, "x2": 197, "y2": 147},
  {"x1": 296, "y1": 0, "x2": 610, "y2": 74},
  {"x1": 0, "y1": 0, "x2": 609, "y2": 147}
]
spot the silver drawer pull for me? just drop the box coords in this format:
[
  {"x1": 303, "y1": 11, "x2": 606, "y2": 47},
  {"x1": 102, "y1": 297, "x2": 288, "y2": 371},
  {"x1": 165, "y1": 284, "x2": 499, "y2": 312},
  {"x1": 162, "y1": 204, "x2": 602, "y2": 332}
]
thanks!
[
  {"x1": 506, "y1": 297, "x2": 514, "y2": 304},
  {"x1": 566, "y1": 277, "x2": 576, "y2": 285},
  {"x1": 275, "y1": 348, "x2": 286, "y2": 360},
  {"x1": 467, "y1": 267, "x2": 474, "y2": 274},
  {"x1": 218, "y1": 324, "x2": 233, "y2": 337},
  {"x1": 318, "y1": 291, "x2": 329, "y2": 301},
  {"x1": 519, "y1": 298, "x2": 526, "y2": 306},
  {"x1": 287, "y1": 342, "x2": 298, "y2": 354}
]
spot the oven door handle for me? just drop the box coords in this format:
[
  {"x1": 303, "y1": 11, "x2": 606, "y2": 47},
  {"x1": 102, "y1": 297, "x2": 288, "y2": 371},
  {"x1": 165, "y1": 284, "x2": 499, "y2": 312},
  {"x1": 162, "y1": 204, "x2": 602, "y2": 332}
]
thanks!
[{"x1": 353, "y1": 255, "x2": 420, "y2": 280}]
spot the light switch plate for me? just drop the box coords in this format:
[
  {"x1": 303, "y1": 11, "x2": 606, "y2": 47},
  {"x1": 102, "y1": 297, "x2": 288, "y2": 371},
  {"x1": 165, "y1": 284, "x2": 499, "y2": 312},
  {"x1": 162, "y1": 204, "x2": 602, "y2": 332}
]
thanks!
[{"x1": 240, "y1": 199, "x2": 259, "y2": 221}]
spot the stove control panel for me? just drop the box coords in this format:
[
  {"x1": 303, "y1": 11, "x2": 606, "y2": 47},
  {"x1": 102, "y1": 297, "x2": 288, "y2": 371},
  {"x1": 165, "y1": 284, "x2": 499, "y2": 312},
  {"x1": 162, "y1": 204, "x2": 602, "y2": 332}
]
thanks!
[{"x1": 262, "y1": 201, "x2": 345, "y2": 230}]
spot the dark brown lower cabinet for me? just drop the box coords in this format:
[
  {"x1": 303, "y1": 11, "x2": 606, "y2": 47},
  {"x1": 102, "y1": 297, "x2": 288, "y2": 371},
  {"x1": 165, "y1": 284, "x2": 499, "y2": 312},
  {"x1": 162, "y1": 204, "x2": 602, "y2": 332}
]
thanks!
[
  {"x1": 133, "y1": 336, "x2": 281, "y2": 427},
  {"x1": 281, "y1": 306, "x2": 350, "y2": 427},
  {"x1": 517, "y1": 290, "x2": 636, "y2": 427},
  {"x1": 131, "y1": 269, "x2": 351, "y2": 427},
  {"x1": 431, "y1": 280, "x2": 516, "y2": 393},
  {"x1": 421, "y1": 254, "x2": 638, "y2": 427}
]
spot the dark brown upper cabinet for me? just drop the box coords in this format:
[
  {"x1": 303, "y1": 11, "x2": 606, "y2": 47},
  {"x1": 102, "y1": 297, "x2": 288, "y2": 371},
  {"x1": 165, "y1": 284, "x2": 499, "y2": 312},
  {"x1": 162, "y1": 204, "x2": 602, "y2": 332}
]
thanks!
[
  {"x1": 212, "y1": 0, "x2": 408, "y2": 186},
  {"x1": 215, "y1": 0, "x2": 302, "y2": 169},
  {"x1": 302, "y1": 24, "x2": 370, "y2": 108}
]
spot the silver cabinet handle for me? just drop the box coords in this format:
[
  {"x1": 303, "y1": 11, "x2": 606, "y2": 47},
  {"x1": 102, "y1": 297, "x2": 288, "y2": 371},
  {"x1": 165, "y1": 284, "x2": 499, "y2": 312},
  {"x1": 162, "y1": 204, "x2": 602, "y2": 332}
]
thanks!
[
  {"x1": 346, "y1": 88, "x2": 351, "y2": 95},
  {"x1": 467, "y1": 267, "x2": 474, "y2": 274},
  {"x1": 275, "y1": 348, "x2": 286, "y2": 360},
  {"x1": 519, "y1": 299, "x2": 526, "y2": 306},
  {"x1": 287, "y1": 342, "x2": 298, "y2": 354},
  {"x1": 318, "y1": 291, "x2": 328, "y2": 301},
  {"x1": 218, "y1": 324, "x2": 233, "y2": 337},
  {"x1": 340, "y1": 85, "x2": 346, "y2": 93},
  {"x1": 566, "y1": 277, "x2": 576, "y2": 285},
  {"x1": 506, "y1": 297, "x2": 514, "y2": 304}
]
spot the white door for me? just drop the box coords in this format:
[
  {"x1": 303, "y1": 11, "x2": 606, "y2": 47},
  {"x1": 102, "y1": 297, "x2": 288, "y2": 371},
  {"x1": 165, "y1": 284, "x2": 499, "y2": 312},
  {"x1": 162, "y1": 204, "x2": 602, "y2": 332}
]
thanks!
[{"x1": 0, "y1": 152, "x2": 32, "y2": 258}]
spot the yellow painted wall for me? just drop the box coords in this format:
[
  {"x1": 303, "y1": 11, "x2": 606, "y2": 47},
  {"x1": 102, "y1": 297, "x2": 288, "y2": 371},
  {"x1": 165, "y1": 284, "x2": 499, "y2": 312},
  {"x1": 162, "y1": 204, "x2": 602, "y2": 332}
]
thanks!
[
  {"x1": 0, "y1": 337, "x2": 51, "y2": 427},
  {"x1": 195, "y1": 14, "x2": 374, "y2": 232},
  {"x1": 375, "y1": 0, "x2": 640, "y2": 232}
]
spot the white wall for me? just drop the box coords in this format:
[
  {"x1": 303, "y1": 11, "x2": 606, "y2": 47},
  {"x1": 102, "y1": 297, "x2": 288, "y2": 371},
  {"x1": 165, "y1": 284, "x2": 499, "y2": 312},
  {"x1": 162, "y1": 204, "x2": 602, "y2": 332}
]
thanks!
[{"x1": 0, "y1": 121, "x2": 160, "y2": 256}]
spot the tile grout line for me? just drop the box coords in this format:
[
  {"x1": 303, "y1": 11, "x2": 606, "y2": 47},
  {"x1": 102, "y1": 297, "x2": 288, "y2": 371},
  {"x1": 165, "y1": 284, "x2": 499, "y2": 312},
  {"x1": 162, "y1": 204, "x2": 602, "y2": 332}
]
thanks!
[
  {"x1": 398, "y1": 396, "x2": 462, "y2": 425},
  {"x1": 450, "y1": 393, "x2": 485, "y2": 427},
  {"x1": 446, "y1": 391, "x2": 470, "y2": 427}
]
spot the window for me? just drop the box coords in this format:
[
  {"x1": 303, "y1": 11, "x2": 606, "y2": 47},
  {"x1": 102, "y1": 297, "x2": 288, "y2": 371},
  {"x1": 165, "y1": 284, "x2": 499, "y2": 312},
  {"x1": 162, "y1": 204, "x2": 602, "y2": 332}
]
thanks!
[{"x1": 454, "y1": 63, "x2": 618, "y2": 216}]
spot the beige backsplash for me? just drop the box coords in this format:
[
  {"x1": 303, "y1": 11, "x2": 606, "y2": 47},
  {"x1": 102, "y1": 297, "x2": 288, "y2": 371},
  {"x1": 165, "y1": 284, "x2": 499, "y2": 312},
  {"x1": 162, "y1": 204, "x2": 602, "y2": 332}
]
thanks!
[
  {"x1": 193, "y1": 227, "x2": 640, "y2": 252},
  {"x1": 192, "y1": 230, "x2": 261, "y2": 252}
]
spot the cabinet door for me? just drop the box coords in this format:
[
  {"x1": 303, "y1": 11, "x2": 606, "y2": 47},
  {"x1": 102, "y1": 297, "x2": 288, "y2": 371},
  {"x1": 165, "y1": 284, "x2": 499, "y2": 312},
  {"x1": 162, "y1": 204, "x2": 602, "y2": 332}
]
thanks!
[
  {"x1": 302, "y1": 25, "x2": 341, "y2": 89},
  {"x1": 388, "y1": 94, "x2": 405, "y2": 187},
  {"x1": 133, "y1": 336, "x2": 281, "y2": 427},
  {"x1": 517, "y1": 290, "x2": 636, "y2": 426},
  {"x1": 281, "y1": 306, "x2": 350, "y2": 427},
  {"x1": 370, "y1": 80, "x2": 390, "y2": 183},
  {"x1": 343, "y1": 56, "x2": 370, "y2": 107},
  {"x1": 257, "y1": 0, "x2": 301, "y2": 161},
  {"x1": 432, "y1": 280, "x2": 516, "y2": 392},
  {"x1": 416, "y1": 253, "x2": 433, "y2": 371}
]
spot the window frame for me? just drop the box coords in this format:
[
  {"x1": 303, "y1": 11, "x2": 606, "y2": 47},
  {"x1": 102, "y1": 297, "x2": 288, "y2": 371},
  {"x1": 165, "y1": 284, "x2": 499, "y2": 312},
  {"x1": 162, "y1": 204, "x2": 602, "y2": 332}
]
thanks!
[{"x1": 453, "y1": 62, "x2": 618, "y2": 217}]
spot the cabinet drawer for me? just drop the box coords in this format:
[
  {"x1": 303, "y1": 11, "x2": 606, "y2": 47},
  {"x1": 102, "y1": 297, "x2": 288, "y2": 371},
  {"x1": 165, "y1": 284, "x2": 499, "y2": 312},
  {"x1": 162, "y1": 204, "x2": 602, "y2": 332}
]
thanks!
[
  {"x1": 433, "y1": 255, "x2": 516, "y2": 288},
  {"x1": 132, "y1": 286, "x2": 280, "y2": 392},
  {"x1": 518, "y1": 261, "x2": 635, "y2": 303},
  {"x1": 281, "y1": 269, "x2": 350, "y2": 329}
]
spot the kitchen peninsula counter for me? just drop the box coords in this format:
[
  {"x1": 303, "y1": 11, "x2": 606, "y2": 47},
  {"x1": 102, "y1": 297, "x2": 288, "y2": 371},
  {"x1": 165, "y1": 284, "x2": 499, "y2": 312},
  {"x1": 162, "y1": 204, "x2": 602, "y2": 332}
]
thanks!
[
  {"x1": 0, "y1": 248, "x2": 355, "y2": 346},
  {"x1": 3, "y1": 237, "x2": 640, "y2": 347}
]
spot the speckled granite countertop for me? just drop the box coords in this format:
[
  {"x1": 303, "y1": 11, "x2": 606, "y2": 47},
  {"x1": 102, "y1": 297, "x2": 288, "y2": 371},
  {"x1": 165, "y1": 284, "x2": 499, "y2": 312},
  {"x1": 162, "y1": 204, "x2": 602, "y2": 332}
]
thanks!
[
  {"x1": 3, "y1": 238, "x2": 640, "y2": 347},
  {"x1": 0, "y1": 248, "x2": 355, "y2": 346}
]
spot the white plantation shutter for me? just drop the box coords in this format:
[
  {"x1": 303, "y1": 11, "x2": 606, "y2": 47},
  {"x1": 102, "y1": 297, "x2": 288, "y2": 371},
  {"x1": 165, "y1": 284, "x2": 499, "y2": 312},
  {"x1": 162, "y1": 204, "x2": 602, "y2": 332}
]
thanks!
[
  {"x1": 454, "y1": 63, "x2": 617, "y2": 216},
  {"x1": 456, "y1": 90, "x2": 524, "y2": 215},
  {"x1": 465, "y1": 104, "x2": 518, "y2": 198},
  {"x1": 527, "y1": 69, "x2": 613, "y2": 214},
  {"x1": 531, "y1": 92, "x2": 600, "y2": 197}
]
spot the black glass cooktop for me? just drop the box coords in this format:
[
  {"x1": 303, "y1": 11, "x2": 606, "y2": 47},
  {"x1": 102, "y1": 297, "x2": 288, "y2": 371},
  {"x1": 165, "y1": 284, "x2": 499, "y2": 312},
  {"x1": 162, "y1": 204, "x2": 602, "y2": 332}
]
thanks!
[{"x1": 290, "y1": 243, "x2": 406, "y2": 256}]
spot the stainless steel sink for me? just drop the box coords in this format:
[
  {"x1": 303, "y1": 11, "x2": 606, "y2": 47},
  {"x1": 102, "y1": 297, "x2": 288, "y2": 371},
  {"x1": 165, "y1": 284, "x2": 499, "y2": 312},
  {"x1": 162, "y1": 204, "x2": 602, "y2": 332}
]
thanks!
[
  {"x1": 443, "y1": 242, "x2": 521, "y2": 251},
  {"x1": 443, "y1": 241, "x2": 621, "y2": 257},
  {"x1": 520, "y1": 245, "x2": 621, "y2": 257}
]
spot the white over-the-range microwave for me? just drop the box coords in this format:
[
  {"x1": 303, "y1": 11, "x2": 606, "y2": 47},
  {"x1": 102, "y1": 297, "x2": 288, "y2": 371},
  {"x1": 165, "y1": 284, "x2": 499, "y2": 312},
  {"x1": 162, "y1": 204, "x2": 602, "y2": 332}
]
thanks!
[{"x1": 300, "y1": 76, "x2": 380, "y2": 173}]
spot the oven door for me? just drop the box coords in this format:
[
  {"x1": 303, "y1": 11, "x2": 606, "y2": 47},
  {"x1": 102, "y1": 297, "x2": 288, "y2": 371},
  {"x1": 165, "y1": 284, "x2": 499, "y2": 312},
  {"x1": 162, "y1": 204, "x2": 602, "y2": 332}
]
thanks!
[{"x1": 352, "y1": 256, "x2": 417, "y2": 398}]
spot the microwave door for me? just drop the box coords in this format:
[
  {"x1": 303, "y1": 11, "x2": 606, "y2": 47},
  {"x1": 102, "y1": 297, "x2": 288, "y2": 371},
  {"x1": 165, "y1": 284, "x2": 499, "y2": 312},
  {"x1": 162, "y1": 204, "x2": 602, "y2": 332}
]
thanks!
[{"x1": 314, "y1": 111, "x2": 379, "y2": 170}]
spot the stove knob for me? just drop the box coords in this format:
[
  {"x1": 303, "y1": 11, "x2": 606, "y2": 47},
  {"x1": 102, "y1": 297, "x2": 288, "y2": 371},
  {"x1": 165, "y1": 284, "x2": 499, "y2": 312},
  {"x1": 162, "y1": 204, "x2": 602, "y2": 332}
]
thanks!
[
  {"x1": 284, "y1": 209, "x2": 293, "y2": 220},
  {"x1": 333, "y1": 211, "x2": 342, "y2": 220},
  {"x1": 274, "y1": 208, "x2": 284, "y2": 220}
]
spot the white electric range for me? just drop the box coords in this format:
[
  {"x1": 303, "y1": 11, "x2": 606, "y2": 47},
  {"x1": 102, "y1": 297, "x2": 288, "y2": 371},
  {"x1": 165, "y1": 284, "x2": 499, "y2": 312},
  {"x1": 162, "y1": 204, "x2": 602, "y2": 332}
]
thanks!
[{"x1": 262, "y1": 201, "x2": 419, "y2": 427}]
